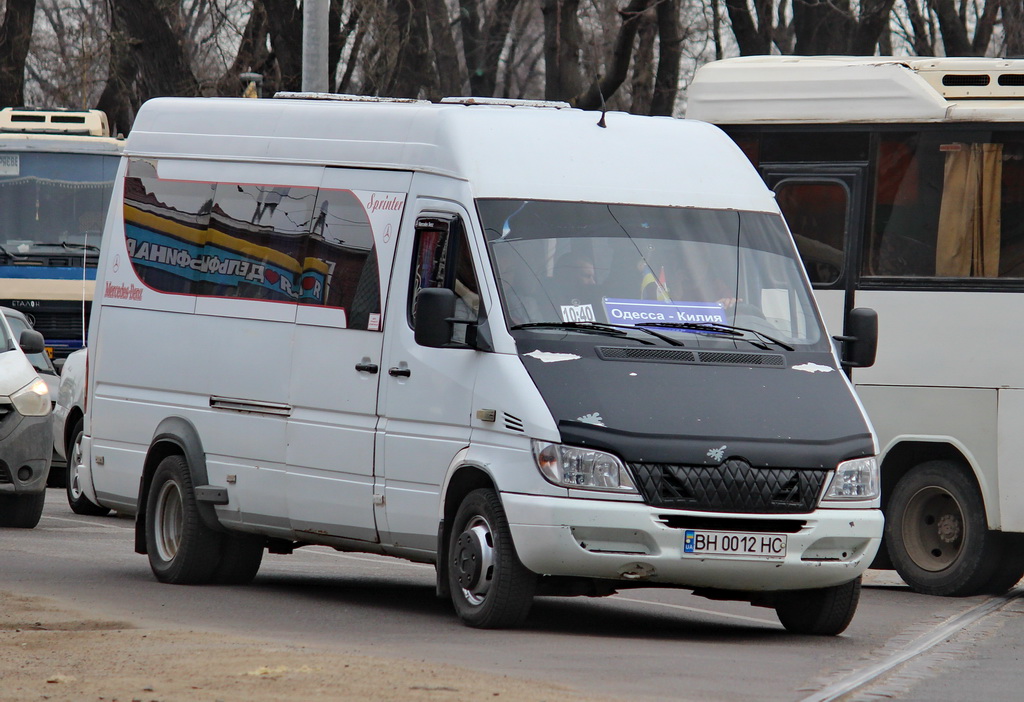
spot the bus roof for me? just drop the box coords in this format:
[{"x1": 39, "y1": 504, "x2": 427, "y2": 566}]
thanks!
[
  {"x1": 0, "y1": 107, "x2": 123, "y2": 153},
  {"x1": 1, "y1": 107, "x2": 112, "y2": 136},
  {"x1": 686, "y1": 56, "x2": 1024, "y2": 124},
  {"x1": 124, "y1": 94, "x2": 778, "y2": 214}
]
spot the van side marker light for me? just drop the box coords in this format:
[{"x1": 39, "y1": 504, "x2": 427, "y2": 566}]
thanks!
[
  {"x1": 524, "y1": 350, "x2": 581, "y2": 363},
  {"x1": 792, "y1": 362, "x2": 834, "y2": 374}
]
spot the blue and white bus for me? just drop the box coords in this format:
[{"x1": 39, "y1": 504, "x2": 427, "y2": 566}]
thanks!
[{"x1": 0, "y1": 107, "x2": 123, "y2": 360}]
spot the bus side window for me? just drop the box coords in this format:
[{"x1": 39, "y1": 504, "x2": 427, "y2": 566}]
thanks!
[
  {"x1": 869, "y1": 133, "x2": 1024, "y2": 279},
  {"x1": 775, "y1": 181, "x2": 848, "y2": 286}
]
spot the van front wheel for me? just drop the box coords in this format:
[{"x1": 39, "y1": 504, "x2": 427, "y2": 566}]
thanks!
[
  {"x1": 447, "y1": 488, "x2": 536, "y2": 628},
  {"x1": 145, "y1": 455, "x2": 222, "y2": 584},
  {"x1": 774, "y1": 576, "x2": 861, "y2": 636}
]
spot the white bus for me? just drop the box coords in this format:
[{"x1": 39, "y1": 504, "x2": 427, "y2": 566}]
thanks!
[
  {"x1": 688, "y1": 56, "x2": 1024, "y2": 597},
  {"x1": 0, "y1": 107, "x2": 123, "y2": 360}
]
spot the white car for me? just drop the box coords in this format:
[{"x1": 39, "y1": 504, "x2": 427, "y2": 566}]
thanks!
[
  {"x1": 52, "y1": 348, "x2": 108, "y2": 516},
  {"x1": 0, "y1": 307, "x2": 52, "y2": 528},
  {"x1": 2, "y1": 307, "x2": 62, "y2": 486}
]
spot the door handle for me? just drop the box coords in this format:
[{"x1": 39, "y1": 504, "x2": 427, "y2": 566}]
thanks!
[
  {"x1": 355, "y1": 362, "x2": 379, "y2": 374},
  {"x1": 388, "y1": 366, "x2": 411, "y2": 378}
]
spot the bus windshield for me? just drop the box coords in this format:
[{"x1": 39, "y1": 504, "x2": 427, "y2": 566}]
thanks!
[
  {"x1": 479, "y1": 199, "x2": 824, "y2": 348},
  {"x1": 0, "y1": 151, "x2": 119, "y2": 251}
]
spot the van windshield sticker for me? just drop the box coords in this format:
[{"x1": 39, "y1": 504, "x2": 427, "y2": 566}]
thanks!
[
  {"x1": 560, "y1": 303, "x2": 595, "y2": 322},
  {"x1": 604, "y1": 298, "x2": 726, "y2": 325},
  {"x1": 524, "y1": 349, "x2": 581, "y2": 363},
  {"x1": 792, "y1": 362, "x2": 834, "y2": 374}
]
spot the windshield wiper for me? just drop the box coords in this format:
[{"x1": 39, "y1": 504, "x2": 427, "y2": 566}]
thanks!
[
  {"x1": 638, "y1": 321, "x2": 794, "y2": 351},
  {"x1": 511, "y1": 321, "x2": 684, "y2": 346},
  {"x1": 61, "y1": 242, "x2": 100, "y2": 252}
]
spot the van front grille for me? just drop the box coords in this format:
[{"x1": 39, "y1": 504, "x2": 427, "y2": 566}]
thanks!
[
  {"x1": 629, "y1": 459, "x2": 829, "y2": 514},
  {"x1": 597, "y1": 346, "x2": 783, "y2": 367}
]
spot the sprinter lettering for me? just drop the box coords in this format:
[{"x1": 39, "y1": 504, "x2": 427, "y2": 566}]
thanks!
[{"x1": 367, "y1": 193, "x2": 404, "y2": 213}]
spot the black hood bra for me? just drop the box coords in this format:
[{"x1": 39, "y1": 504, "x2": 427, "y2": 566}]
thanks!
[{"x1": 517, "y1": 336, "x2": 873, "y2": 470}]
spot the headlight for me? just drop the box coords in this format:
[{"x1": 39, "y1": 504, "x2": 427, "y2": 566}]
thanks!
[
  {"x1": 821, "y1": 456, "x2": 879, "y2": 502},
  {"x1": 532, "y1": 441, "x2": 637, "y2": 492},
  {"x1": 10, "y1": 377, "x2": 51, "y2": 417}
]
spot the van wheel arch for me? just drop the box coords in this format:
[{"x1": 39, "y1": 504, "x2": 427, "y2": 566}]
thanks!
[
  {"x1": 135, "y1": 417, "x2": 219, "y2": 554},
  {"x1": 435, "y1": 466, "x2": 496, "y2": 600}
]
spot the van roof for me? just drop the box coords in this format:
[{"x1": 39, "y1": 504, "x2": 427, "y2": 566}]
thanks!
[
  {"x1": 125, "y1": 95, "x2": 778, "y2": 214},
  {"x1": 686, "y1": 56, "x2": 1024, "y2": 124}
]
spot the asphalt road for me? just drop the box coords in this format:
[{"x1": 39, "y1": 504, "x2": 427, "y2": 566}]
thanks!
[{"x1": 3, "y1": 487, "x2": 1023, "y2": 701}]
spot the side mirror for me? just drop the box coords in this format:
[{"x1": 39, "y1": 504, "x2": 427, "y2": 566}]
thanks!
[
  {"x1": 19, "y1": 329, "x2": 45, "y2": 356},
  {"x1": 414, "y1": 288, "x2": 458, "y2": 348},
  {"x1": 834, "y1": 307, "x2": 877, "y2": 370}
]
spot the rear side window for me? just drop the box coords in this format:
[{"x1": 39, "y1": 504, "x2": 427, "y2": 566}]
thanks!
[{"x1": 122, "y1": 164, "x2": 388, "y2": 330}]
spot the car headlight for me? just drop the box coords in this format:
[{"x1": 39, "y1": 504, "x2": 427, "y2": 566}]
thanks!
[
  {"x1": 821, "y1": 456, "x2": 879, "y2": 503},
  {"x1": 532, "y1": 441, "x2": 637, "y2": 492},
  {"x1": 10, "y1": 377, "x2": 51, "y2": 417}
]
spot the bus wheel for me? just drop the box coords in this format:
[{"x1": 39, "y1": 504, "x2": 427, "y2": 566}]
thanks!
[
  {"x1": 0, "y1": 491, "x2": 45, "y2": 528},
  {"x1": 145, "y1": 455, "x2": 222, "y2": 584},
  {"x1": 447, "y1": 488, "x2": 536, "y2": 628},
  {"x1": 774, "y1": 576, "x2": 861, "y2": 636},
  {"x1": 66, "y1": 418, "x2": 110, "y2": 516},
  {"x1": 885, "y1": 461, "x2": 1005, "y2": 596}
]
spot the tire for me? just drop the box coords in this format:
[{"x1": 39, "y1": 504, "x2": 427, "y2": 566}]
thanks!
[
  {"x1": 447, "y1": 488, "x2": 536, "y2": 629},
  {"x1": 0, "y1": 491, "x2": 46, "y2": 528},
  {"x1": 145, "y1": 455, "x2": 223, "y2": 584},
  {"x1": 212, "y1": 533, "x2": 265, "y2": 585},
  {"x1": 885, "y1": 460, "x2": 1011, "y2": 596},
  {"x1": 775, "y1": 576, "x2": 861, "y2": 636},
  {"x1": 65, "y1": 418, "x2": 110, "y2": 516},
  {"x1": 979, "y1": 534, "x2": 1024, "y2": 595}
]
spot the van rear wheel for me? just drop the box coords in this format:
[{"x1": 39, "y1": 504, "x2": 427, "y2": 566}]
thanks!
[
  {"x1": 66, "y1": 418, "x2": 110, "y2": 516},
  {"x1": 447, "y1": 488, "x2": 536, "y2": 628},
  {"x1": 212, "y1": 533, "x2": 265, "y2": 585},
  {"x1": 774, "y1": 576, "x2": 861, "y2": 636},
  {"x1": 145, "y1": 455, "x2": 222, "y2": 584}
]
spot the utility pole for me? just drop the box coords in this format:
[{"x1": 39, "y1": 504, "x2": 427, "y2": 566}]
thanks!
[{"x1": 302, "y1": 0, "x2": 330, "y2": 92}]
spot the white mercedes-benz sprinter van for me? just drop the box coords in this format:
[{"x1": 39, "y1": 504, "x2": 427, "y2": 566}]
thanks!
[{"x1": 81, "y1": 94, "x2": 883, "y2": 634}]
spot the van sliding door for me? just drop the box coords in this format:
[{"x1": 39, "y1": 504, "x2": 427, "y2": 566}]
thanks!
[{"x1": 285, "y1": 167, "x2": 411, "y2": 542}]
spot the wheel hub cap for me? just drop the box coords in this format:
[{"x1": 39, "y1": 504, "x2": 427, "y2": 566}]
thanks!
[
  {"x1": 452, "y1": 519, "x2": 495, "y2": 605},
  {"x1": 936, "y1": 513, "x2": 961, "y2": 544}
]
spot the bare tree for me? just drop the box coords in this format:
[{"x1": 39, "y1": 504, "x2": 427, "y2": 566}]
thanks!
[
  {"x1": 725, "y1": 0, "x2": 896, "y2": 55},
  {"x1": 0, "y1": 0, "x2": 36, "y2": 106}
]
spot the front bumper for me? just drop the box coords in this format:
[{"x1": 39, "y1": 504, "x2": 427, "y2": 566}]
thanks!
[
  {"x1": 503, "y1": 492, "x2": 883, "y2": 592},
  {"x1": 0, "y1": 410, "x2": 53, "y2": 495}
]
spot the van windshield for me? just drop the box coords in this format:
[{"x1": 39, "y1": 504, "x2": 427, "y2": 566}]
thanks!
[{"x1": 478, "y1": 200, "x2": 824, "y2": 348}]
